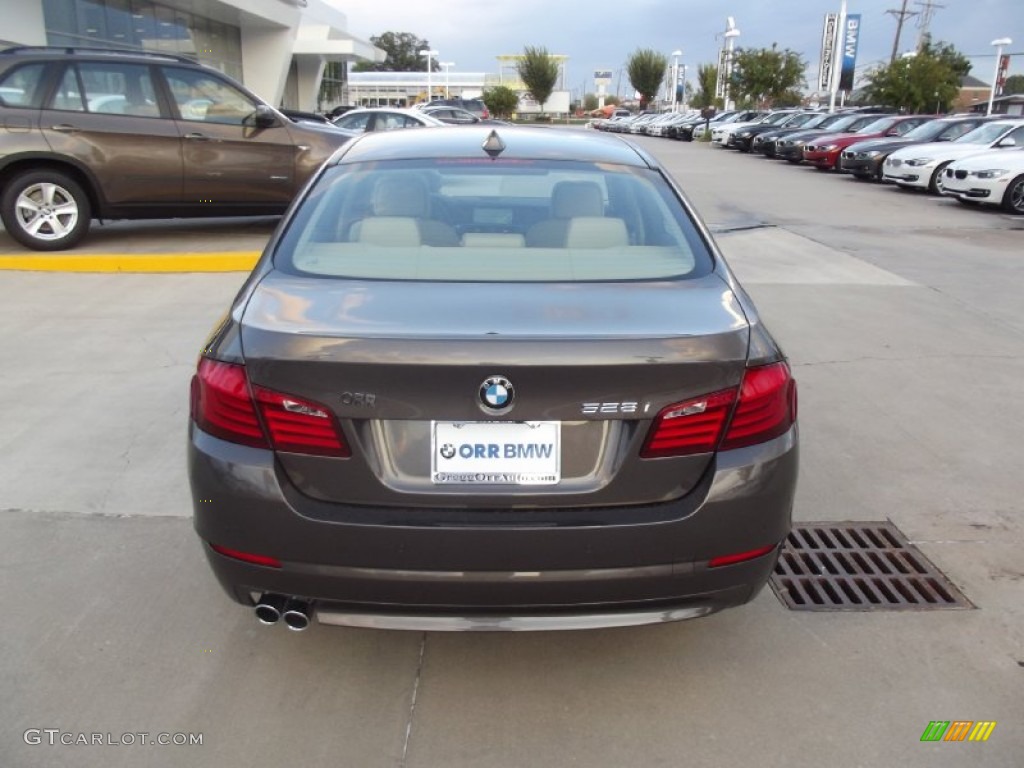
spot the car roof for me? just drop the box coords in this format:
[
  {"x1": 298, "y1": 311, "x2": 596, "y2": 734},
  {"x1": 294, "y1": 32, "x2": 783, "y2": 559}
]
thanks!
[{"x1": 331, "y1": 124, "x2": 656, "y2": 168}]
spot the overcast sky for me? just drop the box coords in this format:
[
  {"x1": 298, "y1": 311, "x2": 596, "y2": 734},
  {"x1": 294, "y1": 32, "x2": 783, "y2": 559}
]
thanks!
[{"x1": 334, "y1": 0, "x2": 1021, "y2": 95}]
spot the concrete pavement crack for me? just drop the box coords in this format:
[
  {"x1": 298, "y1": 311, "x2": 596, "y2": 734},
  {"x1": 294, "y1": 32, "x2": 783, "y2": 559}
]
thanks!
[
  {"x1": 792, "y1": 352, "x2": 1024, "y2": 368},
  {"x1": 399, "y1": 632, "x2": 427, "y2": 768}
]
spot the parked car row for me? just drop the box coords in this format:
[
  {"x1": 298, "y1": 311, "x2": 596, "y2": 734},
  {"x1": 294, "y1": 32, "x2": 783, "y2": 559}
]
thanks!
[
  {"x1": 697, "y1": 106, "x2": 1024, "y2": 215},
  {"x1": 591, "y1": 109, "x2": 764, "y2": 141}
]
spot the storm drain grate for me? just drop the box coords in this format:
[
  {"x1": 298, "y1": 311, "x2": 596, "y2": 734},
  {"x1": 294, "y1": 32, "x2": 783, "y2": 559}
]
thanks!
[{"x1": 769, "y1": 522, "x2": 973, "y2": 611}]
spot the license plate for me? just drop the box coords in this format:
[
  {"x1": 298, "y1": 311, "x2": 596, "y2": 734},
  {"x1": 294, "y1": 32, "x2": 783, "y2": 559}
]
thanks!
[{"x1": 431, "y1": 421, "x2": 561, "y2": 485}]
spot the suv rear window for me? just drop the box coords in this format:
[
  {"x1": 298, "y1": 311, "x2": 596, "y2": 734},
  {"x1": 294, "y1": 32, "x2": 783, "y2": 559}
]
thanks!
[{"x1": 275, "y1": 158, "x2": 713, "y2": 282}]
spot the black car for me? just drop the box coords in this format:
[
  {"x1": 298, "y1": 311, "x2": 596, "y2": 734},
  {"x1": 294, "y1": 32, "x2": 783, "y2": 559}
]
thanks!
[
  {"x1": 839, "y1": 115, "x2": 1001, "y2": 180},
  {"x1": 735, "y1": 111, "x2": 818, "y2": 152},
  {"x1": 772, "y1": 113, "x2": 886, "y2": 161}
]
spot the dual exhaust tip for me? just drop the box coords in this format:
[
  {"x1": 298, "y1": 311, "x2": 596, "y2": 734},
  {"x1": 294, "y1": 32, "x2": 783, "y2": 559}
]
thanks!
[{"x1": 255, "y1": 594, "x2": 313, "y2": 631}]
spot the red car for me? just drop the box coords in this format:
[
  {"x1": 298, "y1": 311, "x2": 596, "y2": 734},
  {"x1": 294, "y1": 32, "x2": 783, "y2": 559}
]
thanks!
[{"x1": 802, "y1": 115, "x2": 934, "y2": 170}]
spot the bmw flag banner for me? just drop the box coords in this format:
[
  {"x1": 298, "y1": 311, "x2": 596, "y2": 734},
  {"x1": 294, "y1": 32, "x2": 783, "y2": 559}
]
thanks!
[{"x1": 839, "y1": 14, "x2": 861, "y2": 92}]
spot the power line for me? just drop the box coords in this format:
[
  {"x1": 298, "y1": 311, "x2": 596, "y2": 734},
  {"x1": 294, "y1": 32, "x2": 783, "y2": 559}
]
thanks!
[
  {"x1": 914, "y1": 0, "x2": 946, "y2": 49},
  {"x1": 886, "y1": 0, "x2": 919, "y2": 63}
]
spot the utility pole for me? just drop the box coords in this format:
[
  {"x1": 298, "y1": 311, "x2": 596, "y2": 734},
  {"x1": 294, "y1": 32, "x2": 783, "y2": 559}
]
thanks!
[
  {"x1": 914, "y1": 0, "x2": 945, "y2": 50},
  {"x1": 886, "y1": 0, "x2": 919, "y2": 63}
]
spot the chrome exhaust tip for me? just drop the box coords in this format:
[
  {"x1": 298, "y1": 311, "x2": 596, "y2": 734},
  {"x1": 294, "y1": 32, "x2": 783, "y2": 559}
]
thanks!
[
  {"x1": 281, "y1": 599, "x2": 313, "y2": 631},
  {"x1": 254, "y1": 593, "x2": 287, "y2": 625}
]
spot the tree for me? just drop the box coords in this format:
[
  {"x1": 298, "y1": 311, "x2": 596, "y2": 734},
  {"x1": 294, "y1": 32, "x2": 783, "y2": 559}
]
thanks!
[
  {"x1": 483, "y1": 85, "x2": 520, "y2": 118},
  {"x1": 583, "y1": 93, "x2": 599, "y2": 111},
  {"x1": 1003, "y1": 74, "x2": 1024, "y2": 95},
  {"x1": 729, "y1": 44, "x2": 806, "y2": 109},
  {"x1": 862, "y1": 42, "x2": 966, "y2": 113},
  {"x1": 517, "y1": 47, "x2": 560, "y2": 112},
  {"x1": 921, "y1": 40, "x2": 971, "y2": 79},
  {"x1": 353, "y1": 32, "x2": 437, "y2": 72},
  {"x1": 627, "y1": 48, "x2": 668, "y2": 109},
  {"x1": 691, "y1": 63, "x2": 719, "y2": 109},
  {"x1": 604, "y1": 94, "x2": 621, "y2": 106}
]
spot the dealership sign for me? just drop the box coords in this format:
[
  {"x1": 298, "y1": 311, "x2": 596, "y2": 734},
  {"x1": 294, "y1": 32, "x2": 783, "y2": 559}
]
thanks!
[
  {"x1": 819, "y1": 13, "x2": 838, "y2": 91},
  {"x1": 839, "y1": 14, "x2": 862, "y2": 91}
]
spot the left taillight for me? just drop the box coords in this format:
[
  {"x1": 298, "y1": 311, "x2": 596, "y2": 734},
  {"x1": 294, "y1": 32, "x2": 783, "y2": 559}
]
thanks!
[
  {"x1": 190, "y1": 358, "x2": 269, "y2": 449},
  {"x1": 190, "y1": 358, "x2": 349, "y2": 457}
]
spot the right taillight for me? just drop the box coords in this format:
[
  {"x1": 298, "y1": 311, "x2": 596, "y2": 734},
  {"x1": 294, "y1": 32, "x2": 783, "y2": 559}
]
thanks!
[
  {"x1": 720, "y1": 361, "x2": 797, "y2": 450},
  {"x1": 641, "y1": 388, "x2": 738, "y2": 458},
  {"x1": 190, "y1": 358, "x2": 349, "y2": 456},
  {"x1": 640, "y1": 361, "x2": 796, "y2": 458}
]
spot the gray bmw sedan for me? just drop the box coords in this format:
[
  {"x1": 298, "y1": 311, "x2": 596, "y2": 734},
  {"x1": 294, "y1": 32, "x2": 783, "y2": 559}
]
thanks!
[{"x1": 188, "y1": 126, "x2": 798, "y2": 632}]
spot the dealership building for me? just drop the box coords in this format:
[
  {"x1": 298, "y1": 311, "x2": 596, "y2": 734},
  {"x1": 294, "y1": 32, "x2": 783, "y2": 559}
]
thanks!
[{"x1": 1, "y1": 0, "x2": 384, "y2": 110}]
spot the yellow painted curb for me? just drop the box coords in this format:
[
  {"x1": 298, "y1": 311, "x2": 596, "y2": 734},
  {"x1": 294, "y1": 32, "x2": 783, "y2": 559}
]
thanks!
[{"x1": 0, "y1": 251, "x2": 261, "y2": 273}]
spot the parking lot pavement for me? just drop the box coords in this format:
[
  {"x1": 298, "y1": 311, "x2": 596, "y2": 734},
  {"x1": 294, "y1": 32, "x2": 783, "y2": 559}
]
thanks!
[
  {"x1": 2, "y1": 140, "x2": 1023, "y2": 767},
  {"x1": 0, "y1": 217, "x2": 271, "y2": 271}
]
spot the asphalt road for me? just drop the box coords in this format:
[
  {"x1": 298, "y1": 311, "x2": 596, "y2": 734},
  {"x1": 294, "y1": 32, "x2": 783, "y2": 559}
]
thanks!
[{"x1": 1, "y1": 135, "x2": 1022, "y2": 768}]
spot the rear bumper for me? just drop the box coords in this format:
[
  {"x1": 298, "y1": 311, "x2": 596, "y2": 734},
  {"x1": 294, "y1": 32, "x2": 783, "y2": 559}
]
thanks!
[{"x1": 190, "y1": 425, "x2": 797, "y2": 629}]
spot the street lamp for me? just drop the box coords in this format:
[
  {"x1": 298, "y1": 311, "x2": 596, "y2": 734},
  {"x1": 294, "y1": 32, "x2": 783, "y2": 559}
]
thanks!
[
  {"x1": 439, "y1": 62, "x2": 454, "y2": 99},
  {"x1": 988, "y1": 37, "x2": 1012, "y2": 116},
  {"x1": 419, "y1": 49, "x2": 438, "y2": 103},
  {"x1": 723, "y1": 27, "x2": 740, "y2": 111},
  {"x1": 671, "y1": 49, "x2": 682, "y2": 111}
]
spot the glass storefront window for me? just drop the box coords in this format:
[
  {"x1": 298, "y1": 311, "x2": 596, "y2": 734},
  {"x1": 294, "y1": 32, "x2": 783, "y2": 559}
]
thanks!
[{"x1": 41, "y1": 0, "x2": 244, "y2": 85}]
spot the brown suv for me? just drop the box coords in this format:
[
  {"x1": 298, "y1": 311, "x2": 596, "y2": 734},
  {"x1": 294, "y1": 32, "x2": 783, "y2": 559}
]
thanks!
[{"x1": 0, "y1": 47, "x2": 357, "y2": 250}]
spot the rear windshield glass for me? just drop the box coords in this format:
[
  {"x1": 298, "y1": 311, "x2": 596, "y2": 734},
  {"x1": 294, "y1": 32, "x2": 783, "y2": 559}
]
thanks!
[{"x1": 273, "y1": 158, "x2": 714, "y2": 282}]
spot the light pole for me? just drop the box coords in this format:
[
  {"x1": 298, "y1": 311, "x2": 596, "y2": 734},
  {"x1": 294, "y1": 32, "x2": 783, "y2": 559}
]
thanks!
[
  {"x1": 723, "y1": 27, "x2": 740, "y2": 111},
  {"x1": 988, "y1": 37, "x2": 1012, "y2": 116},
  {"x1": 671, "y1": 49, "x2": 682, "y2": 111},
  {"x1": 440, "y1": 62, "x2": 454, "y2": 99},
  {"x1": 419, "y1": 49, "x2": 438, "y2": 103},
  {"x1": 681, "y1": 64, "x2": 689, "y2": 110}
]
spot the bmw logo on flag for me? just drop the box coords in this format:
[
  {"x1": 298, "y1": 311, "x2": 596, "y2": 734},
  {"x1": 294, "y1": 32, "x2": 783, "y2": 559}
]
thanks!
[{"x1": 479, "y1": 375, "x2": 514, "y2": 413}]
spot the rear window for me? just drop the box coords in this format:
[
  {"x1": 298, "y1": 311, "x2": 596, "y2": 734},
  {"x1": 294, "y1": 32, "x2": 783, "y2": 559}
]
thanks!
[{"x1": 273, "y1": 158, "x2": 714, "y2": 282}]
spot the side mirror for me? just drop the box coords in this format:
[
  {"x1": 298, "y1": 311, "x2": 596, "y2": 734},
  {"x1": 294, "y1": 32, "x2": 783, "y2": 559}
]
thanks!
[{"x1": 253, "y1": 104, "x2": 278, "y2": 128}]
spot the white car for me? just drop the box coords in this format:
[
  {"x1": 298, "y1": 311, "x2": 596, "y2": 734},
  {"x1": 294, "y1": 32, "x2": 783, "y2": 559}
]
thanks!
[
  {"x1": 882, "y1": 119, "x2": 1024, "y2": 193},
  {"x1": 711, "y1": 112, "x2": 781, "y2": 147},
  {"x1": 939, "y1": 148, "x2": 1024, "y2": 214}
]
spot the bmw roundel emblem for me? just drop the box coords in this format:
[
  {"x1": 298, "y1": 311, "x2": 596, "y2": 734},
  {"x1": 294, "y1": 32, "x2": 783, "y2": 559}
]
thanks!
[{"x1": 479, "y1": 375, "x2": 514, "y2": 412}]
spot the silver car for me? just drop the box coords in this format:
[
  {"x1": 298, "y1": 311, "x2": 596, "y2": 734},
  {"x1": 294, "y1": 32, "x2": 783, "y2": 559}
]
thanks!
[{"x1": 188, "y1": 126, "x2": 799, "y2": 632}]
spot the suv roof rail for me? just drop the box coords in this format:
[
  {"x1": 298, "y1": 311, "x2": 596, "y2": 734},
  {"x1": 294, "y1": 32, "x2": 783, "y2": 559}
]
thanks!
[{"x1": 0, "y1": 45, "x2": 198, "y2": 64}]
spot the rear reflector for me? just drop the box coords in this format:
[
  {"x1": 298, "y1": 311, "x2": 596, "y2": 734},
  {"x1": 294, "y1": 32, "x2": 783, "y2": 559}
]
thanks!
[
  {"x1": 640, "y1": 361, "x2": 796, "y2": 459},
  {"x1": 253, "y1": 387, "x2": 350, "y2": 457},
  {"x1": 709, "y1": 544, "x2": 777, "y2": 568},
  {"x1": 191, "y1": 358, "x2": 349, "y2": 456},
  {"x1": 210, "y1": 544, "x2": 281, "y2": 568},
  {"x1": 191, "y1": 359, "x2": 269, "y2": 449}
]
